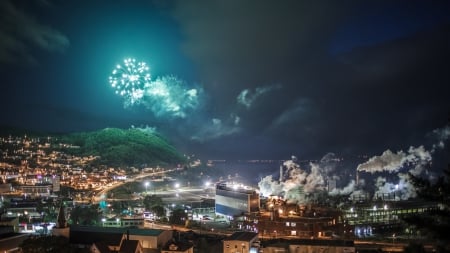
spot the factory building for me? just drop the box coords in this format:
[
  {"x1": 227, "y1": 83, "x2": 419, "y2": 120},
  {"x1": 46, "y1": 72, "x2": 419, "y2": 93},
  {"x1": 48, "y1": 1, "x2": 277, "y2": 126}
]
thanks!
[
  {"x1": 243, "y1": 200, "x2": 345, "y2": 239},
  {"x1": 343, "y1": 200, "x2": 439, "y2": 237},
  {"x1": 215, "y1": 182, "x2": 260, "y2": 217}
]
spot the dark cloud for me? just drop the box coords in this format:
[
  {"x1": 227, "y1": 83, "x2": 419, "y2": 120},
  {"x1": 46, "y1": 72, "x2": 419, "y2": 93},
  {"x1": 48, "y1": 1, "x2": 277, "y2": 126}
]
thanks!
[
  {"x1": 172, "y1": 1, "x2": 347, "y2": 96},
  {"x1": 0, "y1": 0, "x2": 69, "y2": 65},
  {"x1": 1, "y1": 102, "x2": 149, "y2": 134},
  {"x1": 172, "y1": 0, "x2": 450, "y2": 158}
]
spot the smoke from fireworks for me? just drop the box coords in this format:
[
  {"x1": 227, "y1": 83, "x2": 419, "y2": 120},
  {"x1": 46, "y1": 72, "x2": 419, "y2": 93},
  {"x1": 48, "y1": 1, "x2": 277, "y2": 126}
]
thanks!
[{"x1": 109, "y1": 58, "x2": 202, "y2": 118}]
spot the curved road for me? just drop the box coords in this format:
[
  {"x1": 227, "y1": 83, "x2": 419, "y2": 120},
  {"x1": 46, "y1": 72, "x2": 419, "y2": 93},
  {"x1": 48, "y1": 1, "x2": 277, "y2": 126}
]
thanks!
[{"x1": 92, "y1": 169, "x2": 176, "y2": 203}]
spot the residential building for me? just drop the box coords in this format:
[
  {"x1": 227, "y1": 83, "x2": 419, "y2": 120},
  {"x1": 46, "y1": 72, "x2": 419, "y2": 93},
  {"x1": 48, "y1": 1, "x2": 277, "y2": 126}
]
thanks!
[
  {"x1": 223, "y1": 231, "x2": 258, "y2": 253},
  {"x1": 260, "y1": 239, "x2": 355, "y2": 253},
  {"x1": 161, "y1": 242, "x2": 194, "y2": 253}
]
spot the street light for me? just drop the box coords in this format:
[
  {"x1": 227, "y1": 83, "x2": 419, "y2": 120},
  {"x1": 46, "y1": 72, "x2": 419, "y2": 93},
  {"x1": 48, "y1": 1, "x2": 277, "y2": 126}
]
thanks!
[{"x1": 145, "y1": 181, "x2": 149, "y2": 194}]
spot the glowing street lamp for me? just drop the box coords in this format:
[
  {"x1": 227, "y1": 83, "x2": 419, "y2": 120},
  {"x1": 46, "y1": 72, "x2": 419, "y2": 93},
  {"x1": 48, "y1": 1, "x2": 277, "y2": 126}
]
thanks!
[{"x1": 145, "y1": 181, "x2": 149, "y2": 194}]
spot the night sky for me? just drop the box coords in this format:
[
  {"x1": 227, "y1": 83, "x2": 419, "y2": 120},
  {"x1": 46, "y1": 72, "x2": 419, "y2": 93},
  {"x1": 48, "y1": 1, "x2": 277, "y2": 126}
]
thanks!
[{"x1": 1, "y1": 0, "x2": 449, "y2": 161}]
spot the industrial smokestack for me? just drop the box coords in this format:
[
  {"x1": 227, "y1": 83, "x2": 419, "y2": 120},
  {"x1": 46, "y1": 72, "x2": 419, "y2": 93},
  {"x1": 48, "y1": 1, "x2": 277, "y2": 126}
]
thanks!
[
  {"x1": 280, "y1": 165, "x2": 283, "y2": 183},
  {"x1": 356, "y1": 170, "x2": 359, "y2": 186}
]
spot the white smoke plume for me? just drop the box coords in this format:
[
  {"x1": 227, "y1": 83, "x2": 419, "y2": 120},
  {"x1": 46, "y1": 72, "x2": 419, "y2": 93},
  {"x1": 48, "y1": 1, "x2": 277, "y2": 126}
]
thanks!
[
  {"x1": 329, "y1": 180, "x2": 356, "y2": 196},
  {"x1": 355, "y1": 126, "x2": 450, "y2": 201},
  {"x1": 431, "y1": 125, "x2": 450, "y2": 152},
  {"x1": 397, "y1": 173, "x2": 418, "y2": 200},
  {"x1": 259, "y1": 127, "x2": 445, "y2": 204},
  {"x1": 258, "y1": 175, "x2": 283, "y2": 197},
  {"x1": 373, "y1": 176, "x2": 394, "y2": 200},
  {"x1": 356, "y1": 146, "x2": 431, "y2": 174},
  {"x1": 258, "y1": 154, "x2": 342, "y2": 204},
  {"x1": 356, "y1": 145, "x2": 432, "y2": 201},
  {"x1": 304, "y1": 162, "x2": 326, "y2": 193},
  {"x1": 372, "y1": 174, "x2": 418, "y2": 201}
]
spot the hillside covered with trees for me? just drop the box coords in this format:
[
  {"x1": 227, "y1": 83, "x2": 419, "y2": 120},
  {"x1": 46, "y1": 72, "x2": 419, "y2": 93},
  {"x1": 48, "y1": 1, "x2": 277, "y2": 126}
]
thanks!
[{"x1": 59, "y1": 127, "x2": 185, "y2": 167}]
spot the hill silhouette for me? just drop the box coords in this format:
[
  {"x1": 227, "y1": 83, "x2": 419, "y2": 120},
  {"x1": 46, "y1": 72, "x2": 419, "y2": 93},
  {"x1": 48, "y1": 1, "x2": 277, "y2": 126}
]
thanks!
[
  {"x1": 60, "y1": 128, "x2": 186, "y2": 167},
  {"x1": 0, "y1": 126, "x2": 185, "y2": 167}
]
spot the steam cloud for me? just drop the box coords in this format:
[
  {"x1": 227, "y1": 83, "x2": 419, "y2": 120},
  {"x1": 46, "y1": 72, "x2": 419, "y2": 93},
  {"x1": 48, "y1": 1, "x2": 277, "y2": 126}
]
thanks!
[
  {"x1": 356, "y1": 146, "x2": 431, "y2": 174},
  {"x1": 355, "y1": 126, "x2": 450, "y2": 200},
  {"x1": 258, "y1": 125, "x2": 449, "y2": 203},
  {"x1": 258, "y1": 154, "x2": 338, "y2": 204},
  {"x1": 431, "y1": 125, "x2": 450, "y2": 152}
]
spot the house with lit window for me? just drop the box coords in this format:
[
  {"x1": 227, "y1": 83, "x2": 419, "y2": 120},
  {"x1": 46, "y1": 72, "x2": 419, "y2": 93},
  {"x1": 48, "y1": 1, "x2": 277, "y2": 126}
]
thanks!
[
  {"x1": 70, "y1": 226, "x2": 172, "y2": 252},
  {"x1": 223, "y1": 231, "x2": 258, "y2": 253},
  {"x1": 261, "y1": 239, "x2": 355, "y2": 253},
  {"x1": 161, "y1": 241, "x2": 194, "y2": 253}
]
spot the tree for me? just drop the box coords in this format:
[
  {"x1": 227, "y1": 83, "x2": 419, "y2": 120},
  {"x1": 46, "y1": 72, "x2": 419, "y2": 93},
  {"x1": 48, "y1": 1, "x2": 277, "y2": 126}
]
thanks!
[
  {"x1": 405, "y1": 166, "x2": 450, "y2": 252},
  {"x1": 57, "y1": 203, "x2": 66, "y2": 228},
  {"x1": 20, "y1": 236, "x2": 72, "y2": 253},
  {"x1": 143, "y1": 195, "x2": 165, "y2": 218},
  {"x1": 404, "y1": 242, "x2": 426, "y2": 253},
  {"x1": 69, "y1": 204, "x2": 101, "y2": 225},
  {"x1": 169, "y1": 208, "x2": 188, "y2": 226},
  {"x1": 152, "y1": 205, "x2": 166, "y2": 219},
  {"x1": 143, "y1": 195, "x2": 163, "y2": 208}
]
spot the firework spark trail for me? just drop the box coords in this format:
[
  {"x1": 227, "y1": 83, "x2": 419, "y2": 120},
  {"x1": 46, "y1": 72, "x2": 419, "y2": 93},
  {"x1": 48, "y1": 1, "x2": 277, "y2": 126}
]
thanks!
[
  {"x1": 109, "y1": 58, "x2": 202, "y2": 118},
  {"x1": 109, "y1": 58, "x2": 151, "y2": 106}
]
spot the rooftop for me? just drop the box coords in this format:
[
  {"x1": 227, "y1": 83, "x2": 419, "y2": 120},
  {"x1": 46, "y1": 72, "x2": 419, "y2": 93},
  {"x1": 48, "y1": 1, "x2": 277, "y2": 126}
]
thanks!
[
  {"x1": 225, "y1": 231, "x2": 258, "y2": 242},
  {"x1": 162, "y1": 242, "x2": 194, "y2": 251},
  {"x1": 264, "y1": 238, "x2": 354, "y2": 247},
  {"x1": 128, "y1": 228, "x2": 165, "y2": 236},
  {"x1": 119, "y1": 239, "x2": 140, "y2": 253}
]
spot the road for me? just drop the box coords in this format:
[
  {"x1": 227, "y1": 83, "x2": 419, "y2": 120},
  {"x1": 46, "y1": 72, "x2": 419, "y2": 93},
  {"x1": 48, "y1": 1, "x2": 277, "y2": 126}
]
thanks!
[
  {"x1": 0, "y1": 234, "x2": 28, "y2": 252},
  {"x1": 355, "y1": 240, "x2": 404, "y2": 251},
  {"x1": 92, "y1": 169, "x2": 176, "y2": 203},
  {"x1": 102, "y1": 187, "x2": 214, "y2": 205}
]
